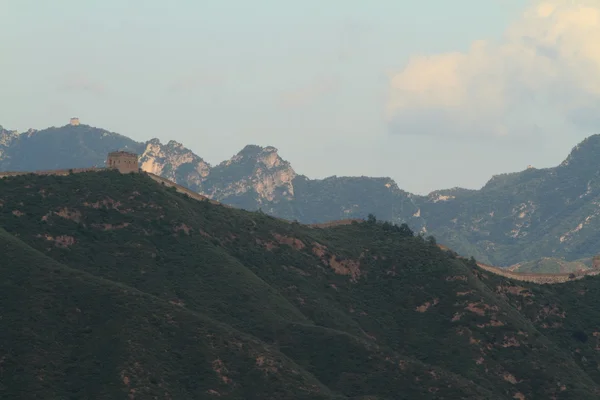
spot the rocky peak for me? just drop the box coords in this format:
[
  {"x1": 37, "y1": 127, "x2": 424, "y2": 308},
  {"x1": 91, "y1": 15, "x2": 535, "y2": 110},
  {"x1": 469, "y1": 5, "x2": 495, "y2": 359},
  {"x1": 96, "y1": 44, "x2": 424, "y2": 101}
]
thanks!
[
  {"x1": 139, "y1": 139, "x2": 210, "y2": 188},
  {"x1": 560, "y1": 134, "x2": 600, "y2": 169},
  {"x1": 0, "y1": 127, "x2": 19, "y2": 163},
  {"x1": 228, "y1": 145, "x2": 279, "y2": 167},
  {"x1": 206, "y1": 144, "x2": 296, "y2": 203},
  {"x1": 237, "y1": 144, "x2": 264, "y2": 156},
  {"x1": 0, "y1": 127, "x2": 19, "y2": 147},
  {"x1": 165, "y1": 140, "x2": 185, "y2": 150}
]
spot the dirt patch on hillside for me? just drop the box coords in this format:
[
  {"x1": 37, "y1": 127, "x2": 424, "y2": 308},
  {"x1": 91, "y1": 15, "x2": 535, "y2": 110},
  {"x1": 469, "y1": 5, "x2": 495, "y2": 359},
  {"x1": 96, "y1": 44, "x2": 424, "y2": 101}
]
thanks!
[
  {"x1": 173, "y1": 223, "x2": 192, "y2": 235},
  {"x1": 536, "y1": 305, "x2": 566, "y2": 322},
  {"x1": 501, "y1": 335, "x2": 520, "y2": 348},
  {"x1": 281, "y1": 265, "x2": 311, "y2": 276},
  {"x1": 255, "y1": 356, "x2": 279, "y2": 374},
  {"x1": 83, "y1": 197, "x2": 129, "y2": 213},
  {"x1": 328, "y1": 255, "x2": 361, "y2": 281},
  {"x1": 272, "y1": 233, "x2": 305, "y2": 249},
  {"x1": 312, "y1": 242, "x2": 327, "y2": 258},
  {"x1": 212, "y1": 359, "x2": 232, "y2": 384},
  {"x1": 503, "y1": 372, "x2": 518, "y2": 384},
  {"x1": 41, "y1": 234, "x2": 76, "y2": 248},
  {"x1": 311, "y1": 242, "x2": 362, "y2": 281},
  {"x1": 496, "y1": 285, "x2": 534, "y2": 297},
  {"x1": 84, "y1": 198, "x2": 120, "y2": 209},
  {"x1": 55, "y1": 208, "x2": 82, "y2": 223},
  {"x1": 256, "y1": 238, "x2": 277, "y2": 251},
  {"x1": 452, "y1": 312, "x2": 464, "y2": 322},
  {"x1": 416, "y1": 298, "x2": 439, "y2": 313},
  {"x1": 446, "y1": 275, "x2": 468, "y2": 282},
  {"x1": 92, "y1": 223, "x2": 130, "y2": 231},
  {"x1": 465, "y1": 302, "x2": 498, "y2": 317}
]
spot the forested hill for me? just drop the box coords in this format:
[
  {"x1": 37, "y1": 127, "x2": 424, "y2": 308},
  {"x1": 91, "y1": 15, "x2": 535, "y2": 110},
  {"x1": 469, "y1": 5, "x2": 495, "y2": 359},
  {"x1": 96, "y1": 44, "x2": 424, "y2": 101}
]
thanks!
[{"x1": 2, "y1": 170, "x2": 600, "y2": 398}]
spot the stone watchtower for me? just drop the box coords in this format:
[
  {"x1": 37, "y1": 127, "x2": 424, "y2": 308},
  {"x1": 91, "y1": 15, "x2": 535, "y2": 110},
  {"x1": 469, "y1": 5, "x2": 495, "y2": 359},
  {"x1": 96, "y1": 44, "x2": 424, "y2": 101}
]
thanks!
[{"x1": 106, "y1": 151, "x2": 139, "y2": 173}]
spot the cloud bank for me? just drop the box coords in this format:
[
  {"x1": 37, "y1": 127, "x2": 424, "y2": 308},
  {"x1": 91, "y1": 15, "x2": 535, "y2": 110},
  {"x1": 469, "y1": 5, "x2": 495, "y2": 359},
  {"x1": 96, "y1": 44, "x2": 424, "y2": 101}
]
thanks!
[{"x1": 387, "y1": 0, "x2": 600, "y2": 138}]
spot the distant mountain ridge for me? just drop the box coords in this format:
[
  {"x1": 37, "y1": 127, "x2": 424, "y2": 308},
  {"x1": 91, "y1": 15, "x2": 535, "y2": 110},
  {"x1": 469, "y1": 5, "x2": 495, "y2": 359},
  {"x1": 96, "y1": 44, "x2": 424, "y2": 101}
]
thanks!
[{"x1": 3, "y1": 122, "x2": 600, "y2": 267}]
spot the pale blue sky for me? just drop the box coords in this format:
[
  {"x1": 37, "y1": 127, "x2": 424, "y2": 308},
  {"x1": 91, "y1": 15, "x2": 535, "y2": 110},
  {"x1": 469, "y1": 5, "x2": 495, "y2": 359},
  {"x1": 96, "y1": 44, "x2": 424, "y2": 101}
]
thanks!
[{"x1": 3, "y1": 0, "x2": 599, "y2": 194}]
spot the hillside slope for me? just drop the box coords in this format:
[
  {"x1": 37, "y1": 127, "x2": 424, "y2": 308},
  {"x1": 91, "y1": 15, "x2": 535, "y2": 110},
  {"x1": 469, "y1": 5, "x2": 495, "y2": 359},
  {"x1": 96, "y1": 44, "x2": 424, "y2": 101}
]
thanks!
[
  {"x1": 2, "y1": 171, "x2": 600, "y2": 398},
  {"x1": 0, "y1": 227, "x2": 337, "y2": 399}
]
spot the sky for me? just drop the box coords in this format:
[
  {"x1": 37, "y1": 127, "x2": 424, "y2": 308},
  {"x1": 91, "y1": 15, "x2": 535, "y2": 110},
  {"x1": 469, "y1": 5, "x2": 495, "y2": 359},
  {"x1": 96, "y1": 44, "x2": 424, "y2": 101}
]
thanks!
[{"x1": 2, "y1": 0, "x2": 600, "y2": 194}]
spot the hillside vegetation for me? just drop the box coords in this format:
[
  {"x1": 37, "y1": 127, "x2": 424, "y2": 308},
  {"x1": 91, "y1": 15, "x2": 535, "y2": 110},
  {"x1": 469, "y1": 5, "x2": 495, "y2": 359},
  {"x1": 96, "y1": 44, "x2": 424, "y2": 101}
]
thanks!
[{"x1": 2, "y1": 171, "x2": 600, "y2": 398}]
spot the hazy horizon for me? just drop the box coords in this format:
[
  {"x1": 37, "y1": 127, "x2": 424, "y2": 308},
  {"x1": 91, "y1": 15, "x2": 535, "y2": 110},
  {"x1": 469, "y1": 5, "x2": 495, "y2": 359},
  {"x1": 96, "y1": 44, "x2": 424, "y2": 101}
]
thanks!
[{"x1": 3, "y1": 0, "x2": 600, "y2": 194}]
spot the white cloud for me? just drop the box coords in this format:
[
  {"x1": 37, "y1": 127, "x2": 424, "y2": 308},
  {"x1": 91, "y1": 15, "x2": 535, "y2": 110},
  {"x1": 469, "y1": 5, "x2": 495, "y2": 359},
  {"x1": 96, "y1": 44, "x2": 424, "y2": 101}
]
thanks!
[{"x1": 387, "y1": 0, "x2": 600, "y2": 138}]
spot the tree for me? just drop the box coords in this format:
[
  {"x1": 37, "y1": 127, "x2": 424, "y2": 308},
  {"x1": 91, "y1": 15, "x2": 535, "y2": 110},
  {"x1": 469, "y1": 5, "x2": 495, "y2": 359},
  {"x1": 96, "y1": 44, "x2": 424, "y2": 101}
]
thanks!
[{"x1": 398, "y1": 223, "x2": 414, "y2": 237}]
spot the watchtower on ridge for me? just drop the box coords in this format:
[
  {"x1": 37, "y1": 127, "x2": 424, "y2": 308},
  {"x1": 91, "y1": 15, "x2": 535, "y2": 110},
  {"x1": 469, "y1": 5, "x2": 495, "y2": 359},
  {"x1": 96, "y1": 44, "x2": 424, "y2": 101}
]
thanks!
[{"x1": 106, "y1": 151, "x2": 139, "y2": 173}]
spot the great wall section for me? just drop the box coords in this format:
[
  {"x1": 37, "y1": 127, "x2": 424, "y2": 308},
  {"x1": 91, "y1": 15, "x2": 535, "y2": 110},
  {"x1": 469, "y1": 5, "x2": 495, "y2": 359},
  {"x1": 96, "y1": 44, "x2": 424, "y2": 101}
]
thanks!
[
  {"x1": 474, "y1": 260, "x2": 600, "y2": 284},
  {"x1": 0, "y1": 167, "x2": 222, "y2": 206},
  {"x1": 2, "y1": 152, "x2": 600, "y2": 285},
  {"x1": 145, "y1": 172, "x2": 223, "y2": 206},
  {"x1": 0, "y1": 167, "x2": 103, "y2": 178},
  {"x1": 434, "y1": 245, "x2": 600, "y2": 284}
]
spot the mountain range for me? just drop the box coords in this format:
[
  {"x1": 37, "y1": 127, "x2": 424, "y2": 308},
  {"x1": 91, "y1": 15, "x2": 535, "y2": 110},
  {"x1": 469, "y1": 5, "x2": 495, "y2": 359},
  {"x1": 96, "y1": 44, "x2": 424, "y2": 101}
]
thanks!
[
  {"x1": 3, "y1": 122, "x2": 600, "y2": 268},
  {"x1": 3, "y1": 170, "x2": 600, "y2": 398}
]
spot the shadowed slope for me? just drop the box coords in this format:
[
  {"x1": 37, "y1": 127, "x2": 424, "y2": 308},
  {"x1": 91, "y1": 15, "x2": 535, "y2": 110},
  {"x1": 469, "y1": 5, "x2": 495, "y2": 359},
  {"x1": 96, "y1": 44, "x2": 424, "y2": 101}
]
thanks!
[{"x1": 1, "y1": 171, "x2": 600, "y2": 398}]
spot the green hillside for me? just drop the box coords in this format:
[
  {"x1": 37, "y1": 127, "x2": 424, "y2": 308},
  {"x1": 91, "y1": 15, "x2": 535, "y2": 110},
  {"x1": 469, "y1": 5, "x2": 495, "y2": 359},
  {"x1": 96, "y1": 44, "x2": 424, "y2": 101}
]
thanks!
[{"x1": 1, "y1": 171, "x2": 600, "y2": 398}]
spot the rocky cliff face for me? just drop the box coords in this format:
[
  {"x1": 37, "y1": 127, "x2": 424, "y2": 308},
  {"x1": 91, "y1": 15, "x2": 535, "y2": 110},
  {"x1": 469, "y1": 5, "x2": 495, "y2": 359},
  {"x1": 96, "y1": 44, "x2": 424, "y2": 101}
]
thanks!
[
  {"x1": 139, "y1": 138, "x2": 210, "y2": 190},
  {"x1": 0, "y1": 127, "x2": 19, "y2": 162},
  {"x1": 137, "y1": 142, "x2": 297, "y2": 207},
  {"x1": 201, "y1": 145, "x2": 296, "y2": 204}
]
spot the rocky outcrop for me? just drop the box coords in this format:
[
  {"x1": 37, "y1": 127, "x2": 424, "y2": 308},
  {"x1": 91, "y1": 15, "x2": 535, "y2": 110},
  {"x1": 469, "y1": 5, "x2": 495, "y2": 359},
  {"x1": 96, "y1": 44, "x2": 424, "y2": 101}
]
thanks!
[
  {"x1": 0, "y1": 127, "x2": 19, "y2": 161},
  {"x1": 201, "y1": 145, "x2": 296, "y2": 205},
  {"x1": 139, "y1": 139, "x2": 210, "y2": 190}
]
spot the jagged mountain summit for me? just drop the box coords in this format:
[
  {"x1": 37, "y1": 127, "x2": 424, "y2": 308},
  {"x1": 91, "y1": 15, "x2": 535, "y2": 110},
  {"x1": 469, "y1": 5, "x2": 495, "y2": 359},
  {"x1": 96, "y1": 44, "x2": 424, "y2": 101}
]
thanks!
[
  {"x1": 3, "y1": 121, "x2": 600, "y2": 267},
  {"x1": 3, "y1": 170, "x2": 600, "y2": 398}
]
